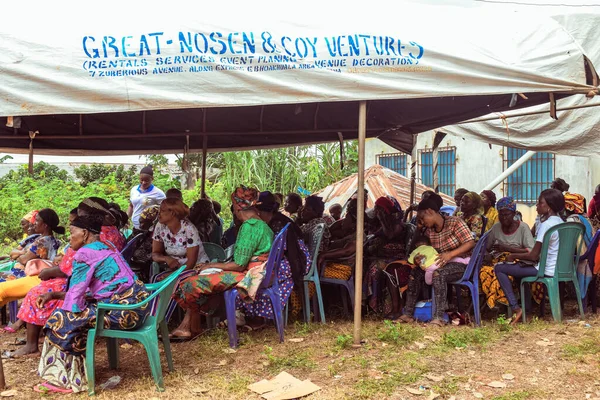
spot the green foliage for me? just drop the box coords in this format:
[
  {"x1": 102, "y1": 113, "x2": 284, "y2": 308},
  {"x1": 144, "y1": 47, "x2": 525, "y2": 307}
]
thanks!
[
  {"x1": 262, "y1": 345, "x2": 316, "y2": 373},
  {"x1": 377, "y1": 320, "x2": 423, "y2": 346},
  {"x1": 74, "y1": 164, "x2": 138, "y2": 189},
  {"x1": 496, "y1": 314, "x2": 512, "y2": 332},
  {"x1": 335, "y1": 334, "x2": 353, "y2": 350},
  {"x1": 563, "y1": 338, "x2": 600, "y2": 360}
]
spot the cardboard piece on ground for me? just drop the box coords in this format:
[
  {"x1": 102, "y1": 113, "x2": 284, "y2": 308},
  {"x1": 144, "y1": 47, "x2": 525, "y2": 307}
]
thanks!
[{"x1": 248, "y1": 371, "x2": 321, "y2": 400}]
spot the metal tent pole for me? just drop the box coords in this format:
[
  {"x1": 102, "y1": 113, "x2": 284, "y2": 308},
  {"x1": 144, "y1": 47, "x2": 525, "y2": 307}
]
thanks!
[
  {"x1": 484, "y1": 150, "x2": 536, "y2": 191},
  {"x1": 201, "y1": 135, "x2": 208, "y2": 198},
  {"x1": 353, "y1": 101, "x2": 367, "y2": 345}
]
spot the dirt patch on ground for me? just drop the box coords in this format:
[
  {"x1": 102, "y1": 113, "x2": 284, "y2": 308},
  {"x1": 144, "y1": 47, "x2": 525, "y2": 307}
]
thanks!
[{"x1": 2, "y1": 308, "x2": 600, "y2": 399}]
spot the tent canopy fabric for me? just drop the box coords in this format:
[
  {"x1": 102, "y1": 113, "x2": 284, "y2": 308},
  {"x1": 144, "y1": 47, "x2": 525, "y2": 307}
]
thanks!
[
  {"x1": 437, "y1": 2, "x2": 600, "y2": 157},
  {"x1": 0, "y1": 1, "x2": 596, "y2": 155}
]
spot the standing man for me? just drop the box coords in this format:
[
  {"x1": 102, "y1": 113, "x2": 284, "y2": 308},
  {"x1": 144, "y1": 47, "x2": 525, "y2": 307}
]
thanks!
[{"x1": 128, "y1": 165, "x2": 166, "y2": 230}]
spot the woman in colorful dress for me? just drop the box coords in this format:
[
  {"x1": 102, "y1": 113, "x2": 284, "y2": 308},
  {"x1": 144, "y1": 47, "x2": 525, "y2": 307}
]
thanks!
[
  {"x1": 151, "y1": 198, "x2": 209, "y2": 339},
  {"x1": 481, "y1": 190, "x2": 499, "y2": 232},
  {"x1": 495, "y1": 189, "x2": 565, "y2": 325},
  {"x1": 0, "y1": 211, "x2": 39, "y2": 274},
  {"x1": 456, "y1": 191, "x2": 486, "y2": 240},
  {"x1": 35, "y1": 214, "x2": 150, "y2": 394},
  {"x1": 243, "y1": 191, "x2": 310, "y2": 325},
  {"x1": 479, "y1": 197, "x2": 535, "y2": 309},
  {"x1": 0, "y1": 209, "x2": 63, "y2": 309},
  {"x1": 173, "y1": 187, "x2": 273, "y2": 338}
]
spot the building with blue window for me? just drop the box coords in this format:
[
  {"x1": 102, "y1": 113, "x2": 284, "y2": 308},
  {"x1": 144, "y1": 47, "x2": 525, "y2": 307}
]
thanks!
[{"x1": 366, "y1": 133, "x2": 596, "y2": 205}]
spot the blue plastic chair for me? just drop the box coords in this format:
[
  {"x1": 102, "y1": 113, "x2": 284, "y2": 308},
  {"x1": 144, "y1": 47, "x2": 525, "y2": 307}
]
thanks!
[
  {"x1": 284, "y1": 223, "x2": 326, "y2": 325},
  {"x1": 432, "y1": 231, "x2": 490, "y2": 326},
  {"x1": 120, "y1": 233, "x2": 144, "y2": 264},
  {"x1": 224, "y1": 223, "x2": 290, "y2": 348}
]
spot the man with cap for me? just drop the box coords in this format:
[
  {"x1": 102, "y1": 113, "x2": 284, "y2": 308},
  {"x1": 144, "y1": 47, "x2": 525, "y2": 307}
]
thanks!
[{"x1": 128, "y1": 165, "x2": 166, "y2": 230}]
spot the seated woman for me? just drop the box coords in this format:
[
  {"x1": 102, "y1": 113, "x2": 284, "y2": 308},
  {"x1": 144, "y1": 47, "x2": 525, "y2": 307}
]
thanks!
[
  {"x1": 78, "y1": 197, "x2": 126, "y2": 252},
  {"x1": 129, "y1": 205, "x2": 160, "y2": 282},
  {"x1": 495, "y1": 189, "x2": 564, "y2": 325},
  {"x1": 0, "y1": 211, "x2": 39, "y2": 272},
  {"x1": 481, "y1": 190, "x2": 499, "y2": 232},
  {"x1": 173, "y1": 188, "x2": 273, "y2": 338},
  {"x1": 0, "y1": 209, "x2": 63, "y2": 307},
  {"x1": 4, "y1": 210, "x2": 79, "y2": 357},
  {"x1": 239, "y1": 191, "x2": 310, "y2": 327},
  {"x1": 456, "y1": 191, "x2": 486, "y2": 240},
  {"x1": 479, "y1": 197, "x2": 535, "y2": 309},
  {"x1": 398, "y1": 196, "x2": 475, "y2": 325},
  {"x1": 365, "y1": 196, "x2": 410, "y2": 313},
  {"x1": 35, "y1": 214, "x2": 150, "y2": 394},
  {"x1": 189, "y1": 198, "x2": 219, "y2": 242},
  {"x1": 151, "y1": 198, "x2": 209, "y2": 339}
]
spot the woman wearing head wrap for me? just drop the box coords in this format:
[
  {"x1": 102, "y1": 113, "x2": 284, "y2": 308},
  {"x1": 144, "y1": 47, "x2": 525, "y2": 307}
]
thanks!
[
  {"x1": 480, "y1": 190, "x2": 498, "y2": 232},
  {"x1": 494, "y1": 189, "x2": 566, "y2": 325},
  {"x1": 128, "y1": 205, "x2": 160, "y2": 282},
  {"x1": 456, "y1": 191, "x2": 485, "y2": 240},
  {"x1": 35, "y1": 215, "x2": 149, "y2": 393},
  {"x1": 0, "y1": 211, "x2": 40, "y2": 271},
  {"x1": 478, "y1": 197, "x2": 536, "y2": 309},
  {"x1": 78, "y1": 197, "x2": 126, "y2": 251},
  {"x1": 236, "y1": 191, "x2": 310, "y2": 325},
  {"x1": 128, "y1": 165, "x2": 166, "y2": 230},
  {"x1": 398, "y1": 197, "x2": 475, "y2": 325},
  {"x1": 171, "y1": 187, "x2": 273, "y2": 339}
]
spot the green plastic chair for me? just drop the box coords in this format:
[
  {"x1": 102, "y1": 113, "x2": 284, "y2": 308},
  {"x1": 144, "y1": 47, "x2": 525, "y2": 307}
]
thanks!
[
  {"x1": 202, "y1": 242, "x2": 226, "y2": 262},
  {"x1": 85, "y1": 265, "x2": 186, "y2": 395},
  {"x1": 520, "y1": 222, "x2": 585, "y2": 323}
]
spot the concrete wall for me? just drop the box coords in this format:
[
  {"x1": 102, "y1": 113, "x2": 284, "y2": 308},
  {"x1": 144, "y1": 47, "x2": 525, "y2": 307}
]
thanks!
[{"x1": 366, "y1": 134, "x2": 600, "y2": 201}]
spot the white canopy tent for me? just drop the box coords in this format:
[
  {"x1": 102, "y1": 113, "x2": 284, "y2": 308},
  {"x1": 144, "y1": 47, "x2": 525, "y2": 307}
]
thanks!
[
  {"x1": 438, "y1": 1, "x2": 600, "y2": 158},
  {"x1": 0, "y1": 0, "x2": 597, "y2": 343}
]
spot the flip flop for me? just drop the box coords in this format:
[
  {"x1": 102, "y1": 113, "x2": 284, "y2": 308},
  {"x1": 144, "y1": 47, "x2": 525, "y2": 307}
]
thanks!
[
  {"x1": 169, "y1": 332, "x2": 203, "y2": 342},
  {"x1": 33, "y1": 382, "x2": 73, "y2": 394},
  {"x1": 1, "y1": 351, "x2": 13, "y2": 360},
  {"x1": 1, "y1": 327, "x2": 17, "y2": 334}
]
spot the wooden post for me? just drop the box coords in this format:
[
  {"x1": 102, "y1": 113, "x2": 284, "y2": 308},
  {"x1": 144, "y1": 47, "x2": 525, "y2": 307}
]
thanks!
[
  {"x1": 201, "y1": 135, "x2": 208, "y2": 198},
  {"x1": 0, "y1": 356, "x2": 6, "y2": 389},
  {"x1": 353, "y1": 101, "x2": 367, "y2": 346}
]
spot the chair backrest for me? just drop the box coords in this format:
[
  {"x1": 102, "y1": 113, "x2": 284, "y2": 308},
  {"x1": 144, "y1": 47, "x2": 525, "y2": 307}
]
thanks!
[
  {"x1": 537, "y1": 222, "x2": 584, "y2": 278},
  {"x1": 460, "y1": 231, "x2": 490, "y2": 282},
  {"x1": 480, "y1": 216, "x2": 488, "y2": 238},
  {"x1": 202, "y1": 242, "x2": 226, "y2": 262},
  {"x1": 120, "y1": 233, "x2": 144, "y2": 263},
  {"x1": 146, "y1": 265, "x2": 186, "y2": 327},
  {"x1": 259, "y1": 223, "x2": 290, "y2": 290},
  {"x1": 305, "y1": 223, "x2": 325, "y2": 277}
]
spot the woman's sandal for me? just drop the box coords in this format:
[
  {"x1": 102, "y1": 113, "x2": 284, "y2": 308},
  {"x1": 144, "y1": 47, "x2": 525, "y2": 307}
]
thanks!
[
  {"x1": 1, "y1": 327, "x2": 17, "y2": 334},
  {"x1": 33, "y1": 382, "x2": 73, "y2": 394}
]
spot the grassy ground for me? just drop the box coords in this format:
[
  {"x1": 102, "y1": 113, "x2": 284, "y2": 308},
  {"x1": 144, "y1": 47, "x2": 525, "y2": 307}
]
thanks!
[{"x1": 2, "y1": 304, "x2": 600, "y2": 399}]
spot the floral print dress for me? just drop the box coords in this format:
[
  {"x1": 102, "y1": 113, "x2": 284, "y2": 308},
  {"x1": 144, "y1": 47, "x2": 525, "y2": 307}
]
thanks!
[{"x1": 0, "y1": 235, "x2": 61, "y2": 282}]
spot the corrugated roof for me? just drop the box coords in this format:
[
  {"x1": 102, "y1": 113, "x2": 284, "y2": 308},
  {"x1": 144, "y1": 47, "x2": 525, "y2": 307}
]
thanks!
[{"x1": 315, "y1": 164, "x2": 455, "y2": 211}]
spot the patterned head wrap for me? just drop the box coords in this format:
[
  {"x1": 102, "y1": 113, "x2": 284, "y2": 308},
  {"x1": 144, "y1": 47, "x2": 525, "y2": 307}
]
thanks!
[
  {"x1": 231, "y1": 185, "x2": 259, "y2": 212},
  {"x1": 564, "y1": 192, "x2": 585, "y2": 214},
  {"x1": 496, "y1": 196, "x2": 517, "y2": 212},
  {"x1": 23, "y1": 210, "x2": 38, "y2": 224},
  {"x1": 78, "y1": 197, "x2": 116, "y2": 225},
  {"x1": 375, "y1": 196, "x2": 395, "y2": 215},
  {"x1": 70, "y1": 215, "x2": 102, "y2": 234},
  {"x1": 462, "y1": 192, "x2": 484, "y2": 215}
]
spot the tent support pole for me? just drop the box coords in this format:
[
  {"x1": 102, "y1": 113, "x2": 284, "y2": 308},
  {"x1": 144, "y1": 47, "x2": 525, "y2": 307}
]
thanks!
[
  {"x1": 201, "y1": 135, "x2": 208, "y2": 198},
  {"x1": 353, "y1": 100, "x2": 367, "y2": 346},
  {"x1": 484, "y1": 150, "x2": 536, "y2": 191},
  {"x1": 432, "y1": 131, "x2": 447, "y2": 193},
  {"x1": 409, "y1": 134, "x2": 417, "y2": 219}
]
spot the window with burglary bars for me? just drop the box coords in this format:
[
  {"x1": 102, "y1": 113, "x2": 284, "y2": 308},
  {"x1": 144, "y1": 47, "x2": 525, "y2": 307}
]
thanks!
[
  {"x1": 376, "y1": 153, "x2": 408, "y2": 176},
  {"x1": 419, "y1": 147, "x2": 456, "y2": 196},
  {"x1": 503, "y1": 147, "x2": 555, "y2": 204}
]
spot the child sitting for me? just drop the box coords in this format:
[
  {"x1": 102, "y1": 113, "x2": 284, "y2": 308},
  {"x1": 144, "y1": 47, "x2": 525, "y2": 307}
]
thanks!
[{"x1": 409, "y1": 238, "x2": 470, "y2": 285}]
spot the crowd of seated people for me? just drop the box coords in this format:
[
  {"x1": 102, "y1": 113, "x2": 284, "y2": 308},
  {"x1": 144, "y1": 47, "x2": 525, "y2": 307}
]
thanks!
[{"x1": 0, "y1": 163, "x2": 599, "y2": 393}]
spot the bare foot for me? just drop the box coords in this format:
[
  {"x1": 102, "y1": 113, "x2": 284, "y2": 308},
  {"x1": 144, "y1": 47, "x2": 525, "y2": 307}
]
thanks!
[
  {"x1": 170, "y1": 329, "x2": 192, "y2": 339},
  {"x1": 10, "y1": 344, "x2": 39, "y2": 358},
  {"x1": 398, "y1": 315, "x2": 415, "y2": 324},
  {"x1": 510, "y1": 309, "x2": 523, "y2": 326}
]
